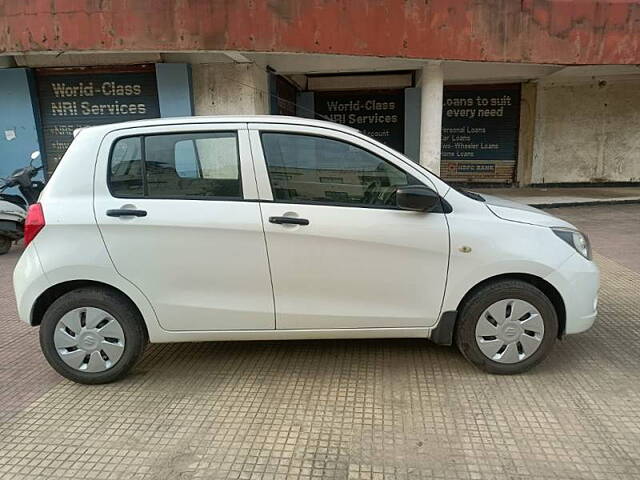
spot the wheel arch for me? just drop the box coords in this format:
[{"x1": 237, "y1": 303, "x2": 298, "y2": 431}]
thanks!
[
  {"x1": 455, "y1": 273, "x2": 566, "y2": 339},
  {"x1": 30, "y1": 280, "x2": 149, "y2": 338}
]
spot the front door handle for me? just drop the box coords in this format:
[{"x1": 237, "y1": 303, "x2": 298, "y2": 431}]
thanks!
[
  {"x1": 269, "y1": 216, "x2": 309, "y2": 226},
  {"x1": 106, "y1": 208, "x2": 147, "y2": 218}
]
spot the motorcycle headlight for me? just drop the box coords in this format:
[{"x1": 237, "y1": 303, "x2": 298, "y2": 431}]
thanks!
[{"x1": 552, "y1": 228, "x2": 592, "y2": 260}]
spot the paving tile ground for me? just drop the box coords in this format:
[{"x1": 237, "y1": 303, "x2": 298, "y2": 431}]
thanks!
[{"x1": 1, "y1": 204, "x2": 639, "y2": 479}]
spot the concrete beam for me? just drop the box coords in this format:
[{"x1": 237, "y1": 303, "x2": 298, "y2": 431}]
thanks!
[
  {"x1": 223, "y1": 52, "x2": 253, "y2": 64},
  {"x1": 2, "y1": 1, "x2": 639, "y2": 65}
]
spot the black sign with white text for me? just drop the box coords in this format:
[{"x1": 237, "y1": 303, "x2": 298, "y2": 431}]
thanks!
[
  {"x1": 37, "y1": 67, "x2": 160, "y2": 174},
  {"x1": 441, "y1": 85, "x2": 520, "y2": 162},
  {"x1": 314, "y1": 91, "x2": 404, "y2": 152}
]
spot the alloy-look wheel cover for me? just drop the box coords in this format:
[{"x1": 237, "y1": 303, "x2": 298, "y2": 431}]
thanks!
[
  {"x1": 53, "y1": 307, "x2": 126, "y2": 373},
  {"x1": 475, "y1": 299, "x2": 545, "y2": 364}
]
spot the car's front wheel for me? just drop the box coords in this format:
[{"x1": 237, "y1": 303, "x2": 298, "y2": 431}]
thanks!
[
  {"x1": 40, "y1": 287, "x2": 147, "y2": 384},
  {"x1": 455, "y1": 280, "x2": 558, "y2": 374}
]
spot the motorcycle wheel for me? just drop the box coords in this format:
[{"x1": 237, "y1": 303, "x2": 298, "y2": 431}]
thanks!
[{"x1": 0, "y1": 236, "x2": 11, "y2": 255}]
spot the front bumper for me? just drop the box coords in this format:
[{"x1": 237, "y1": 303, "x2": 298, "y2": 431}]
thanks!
[{"x1": 545, "y1": 252, "x2": 599, "y2": 335}]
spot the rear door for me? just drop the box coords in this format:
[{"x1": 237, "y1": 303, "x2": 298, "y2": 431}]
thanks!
[
  {"x1": 249, "y1": 124, "x2": 450, "y2": 330},
  {"x1": 94, "y1": 123, "x2": 274, "y2": 331}
]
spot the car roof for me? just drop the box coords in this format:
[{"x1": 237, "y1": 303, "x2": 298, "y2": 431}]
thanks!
[{"x1": 79, "y1": 115, "x2": 361, "y2": 136}]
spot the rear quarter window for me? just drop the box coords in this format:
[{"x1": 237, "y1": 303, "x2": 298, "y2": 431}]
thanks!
[{"x1": 109, "y1": 136, "x2": 143, "y2": 197}]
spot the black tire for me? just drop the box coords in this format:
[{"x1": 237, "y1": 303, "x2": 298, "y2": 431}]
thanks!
[
  {"x1": 455, "y1": 280, "x2": 558, "y2": 374},
  {"x1": 40, "y1": 287, "x2": 148, "y2": 384},
  {"x1": 0, "y1": 236, "x2": 11, "y2": 255}
]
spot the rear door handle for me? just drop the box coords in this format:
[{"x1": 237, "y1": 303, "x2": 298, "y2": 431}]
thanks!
[
  {"x1": 269, "y1": 216, "x2": 309, "y2": 226},
  {"x1": 106, "y1": 208, "x2": 147, "y2": 218}
]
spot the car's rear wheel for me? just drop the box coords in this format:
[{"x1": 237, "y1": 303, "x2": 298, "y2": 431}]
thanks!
[
  {"x1": 455, "y1": 280, "x2": 558, "y2": 374},
  {"x1": 40, "y1": 287, "x2": 147, "y2": 384}
]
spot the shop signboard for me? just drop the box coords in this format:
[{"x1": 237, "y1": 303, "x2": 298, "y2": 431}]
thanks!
[
  {"x1": 314, "y1": 90, "x2": 404, "y2": 153},
  {"x1": 441, "y1": 84, "x2": 521, "y2": 183},
  {"x1": 36, "y1": 65, "x2": 160, "y2": 175}
]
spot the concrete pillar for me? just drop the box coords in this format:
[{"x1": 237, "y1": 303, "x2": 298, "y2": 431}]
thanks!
[
  {"x1": 516, "y1": 82, "x2": 538, "y2": 186},
  {"x1": 419, "y1": 63, "x2": 444, "y2": 175},
  {"x1": 191, "y1": 63, "x2": 269, "y2": 116}
]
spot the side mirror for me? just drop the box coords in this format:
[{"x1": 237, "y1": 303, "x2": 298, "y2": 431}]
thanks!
[{"x1": 396, "y1": 185, "x2": 440, "y2": 212}]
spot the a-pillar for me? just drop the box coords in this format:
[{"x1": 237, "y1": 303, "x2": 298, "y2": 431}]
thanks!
[{"x1": 419, "y1": 63, "x2": 444, "y2": 175}]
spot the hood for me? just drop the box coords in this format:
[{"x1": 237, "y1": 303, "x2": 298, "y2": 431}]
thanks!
[{"x1": 481, "y1": 193, "x2": 575, "y2": 229}]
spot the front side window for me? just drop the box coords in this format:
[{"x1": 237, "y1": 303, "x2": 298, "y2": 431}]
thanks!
[
  {"x1": 260, "y1": 133, "x2": 421, "y2": 208},
  {"x1": 108, "y1": 131, "x2": 242, "y2": 199}
]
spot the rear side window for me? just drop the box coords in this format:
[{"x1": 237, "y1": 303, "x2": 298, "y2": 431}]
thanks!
[
  {"x1": 108, "y1": 132, "x2": 242, "y2": 199},
  {"x1": 260, "y1": 132, "x2": 420, "y2": 208}
]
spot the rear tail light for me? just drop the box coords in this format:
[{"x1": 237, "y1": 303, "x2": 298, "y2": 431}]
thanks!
[{"x1": 24, "y1": 203, "x2": 45, "y2": 246}]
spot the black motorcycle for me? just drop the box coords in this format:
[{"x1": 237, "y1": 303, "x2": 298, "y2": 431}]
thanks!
[{"x1": 0, "y1": 151, "x2": 45, "y2": 254}]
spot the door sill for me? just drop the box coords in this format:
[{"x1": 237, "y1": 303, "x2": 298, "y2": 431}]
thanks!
[{"x1": 149, "y1": 327, "x2": 431, "y2": 343}]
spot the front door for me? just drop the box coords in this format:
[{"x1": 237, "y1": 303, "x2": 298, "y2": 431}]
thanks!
[
  {"x1": 94, "y1": 124, "x2": 274, "y2": 331},
  {"x1": 249, "y1": 125, "x2": 450, "y2": 330}
]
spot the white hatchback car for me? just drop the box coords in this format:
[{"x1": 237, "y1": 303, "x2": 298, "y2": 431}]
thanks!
[{"x1": 14, "y1": 116, "x2": 599, "y2": 384}]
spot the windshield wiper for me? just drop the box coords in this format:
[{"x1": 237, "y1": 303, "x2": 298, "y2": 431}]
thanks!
[{"x1": 456, "y1": 188, "x2": 485, "y2": 202}]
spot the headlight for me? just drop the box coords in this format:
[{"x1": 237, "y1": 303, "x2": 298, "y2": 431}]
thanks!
[{"x1": 552, "y1": 228, "x2": 592, "y2": 260}]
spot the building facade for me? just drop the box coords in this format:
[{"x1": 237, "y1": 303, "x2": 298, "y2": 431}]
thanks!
[{"x1": 1, "y1": 0, "x2": 640, "y2": 186}]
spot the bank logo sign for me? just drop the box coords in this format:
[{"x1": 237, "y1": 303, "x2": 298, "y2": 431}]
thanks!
[{"x1": 37, "y1": 68, "x2": 160, "y2": 174}]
